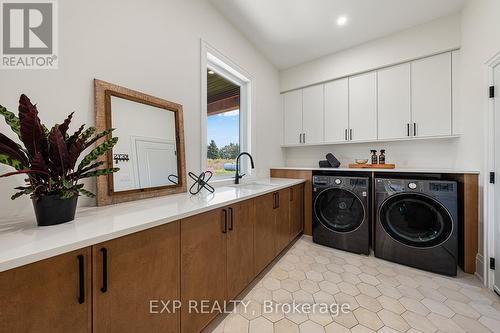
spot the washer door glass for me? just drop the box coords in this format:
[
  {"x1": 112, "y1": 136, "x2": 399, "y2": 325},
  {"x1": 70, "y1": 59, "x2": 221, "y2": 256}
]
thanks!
[
  {"x1": 379, "y1": 193, "x2": 452, "y2": 248},
  {"x1": 315, "y1": 188, "x2": 365, "y2": 232}
]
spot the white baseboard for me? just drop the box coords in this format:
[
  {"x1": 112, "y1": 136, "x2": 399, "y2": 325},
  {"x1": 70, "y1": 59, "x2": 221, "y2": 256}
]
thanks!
[{"x1": 476, "y1": 253, "x2": 485, "y2": 285}]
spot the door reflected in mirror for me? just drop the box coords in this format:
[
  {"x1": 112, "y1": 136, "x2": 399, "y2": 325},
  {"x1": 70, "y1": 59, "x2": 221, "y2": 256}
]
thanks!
[{"x1": 110, "y1": 95, "x2": 178, "y2": 192}]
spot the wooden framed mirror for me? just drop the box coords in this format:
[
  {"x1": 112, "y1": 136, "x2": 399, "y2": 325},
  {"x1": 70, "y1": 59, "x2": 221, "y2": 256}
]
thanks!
[{"x1": 94, "y1": 79, "x2": 186, "y2": 206}]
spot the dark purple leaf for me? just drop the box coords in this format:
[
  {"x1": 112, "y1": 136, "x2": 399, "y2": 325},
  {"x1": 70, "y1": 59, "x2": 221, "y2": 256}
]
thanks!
[
  {"x1": 0, "y1": 133, "x2": 28, "y2": 164},
  {"x1": 31, "y1": 151, "x2": 49, "y2": 173},
  {"x1": 58, "y1": 112, "x2": 74, "y2": 137},
  {"x1": 18, "y1": 94, "x2": 48, "y2": 160},
  {"x1": 0, "y1": 169, "x2": 49, "y2": 178},
  {"x1": 48, "y1": 126, "x2": 69, "y2": 177}
]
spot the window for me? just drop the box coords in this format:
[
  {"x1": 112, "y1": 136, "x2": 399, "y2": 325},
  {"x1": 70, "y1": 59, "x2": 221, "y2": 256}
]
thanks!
[
  {"x1": 201, "y1": 43, "x2": 252, "y2": 180},
  {"x1": 206, "y1": 70, "x2": 241, "y2": 178}
]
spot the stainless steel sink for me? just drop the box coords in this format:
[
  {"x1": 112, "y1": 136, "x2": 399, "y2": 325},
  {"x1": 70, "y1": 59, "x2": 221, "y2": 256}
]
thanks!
[{"x1": 227, "y1": 182, "x2": 276, "y2": 191}]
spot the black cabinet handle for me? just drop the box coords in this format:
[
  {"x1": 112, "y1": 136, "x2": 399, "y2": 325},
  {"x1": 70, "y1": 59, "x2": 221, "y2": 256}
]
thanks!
[
  {"x1": 77, "y1": 255, "x2": 85, "y2": 304},
  {"x1": 272, "y1": 193, "x2": 277, "y2": 209},
  {"x1": 100, "y1": 248, "x2": 108, "y2": 293},
  {"x1": 413, "y1": 123, "x2": 417, "y2": 136},
  {"x1": 228, "y1": 207, "x2": 234, "y2": 231},
  {"x1": 345, "y1": 129, "x2": 348, "y2": 141},
  {"x1": 407, "y1": 123, "x2": 410, "y2": 136},
  {"x1": 349, "y1": 129, "x2": 353, "y2": 141},
  {"x1": 221, "y1": 209, "x2": 227, "y2": 233},
  {"x1": 277, "y1": 192, "x2": 280, "y2": 208}
]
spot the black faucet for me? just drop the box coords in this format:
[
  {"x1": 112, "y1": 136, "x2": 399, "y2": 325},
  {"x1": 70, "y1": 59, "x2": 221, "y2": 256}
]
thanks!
[{"x1": 234, "y1": 152, "x2": 255, "y2": 184}]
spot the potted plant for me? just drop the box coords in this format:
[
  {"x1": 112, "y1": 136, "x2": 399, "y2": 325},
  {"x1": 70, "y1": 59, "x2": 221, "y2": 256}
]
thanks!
[{"x1": 0, "y1": 94, "x2": 119, "y2": 226}]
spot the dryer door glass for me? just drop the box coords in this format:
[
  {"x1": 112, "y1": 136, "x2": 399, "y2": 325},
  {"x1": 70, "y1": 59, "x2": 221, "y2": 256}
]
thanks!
[
  {"x1": 379, "y1": 193, "x2": 453, "y2": 248},
  {"x1": 315, "y1": 188, "x2": 365, "y2": 232}
]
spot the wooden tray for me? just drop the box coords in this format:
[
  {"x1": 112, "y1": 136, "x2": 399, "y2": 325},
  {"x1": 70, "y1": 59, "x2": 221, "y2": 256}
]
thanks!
[{"x1": 349, "y1": 163, "x2": 396, "y2": 169}]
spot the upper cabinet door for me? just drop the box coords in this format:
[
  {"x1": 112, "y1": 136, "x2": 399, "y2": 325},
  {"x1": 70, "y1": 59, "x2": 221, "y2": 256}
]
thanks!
[
  {"x1": 378, "y1": 64, "x2": 411, "y2": 140},
  {"x1": 411, "y1": 52, "x2": 452, "y2": 137},
  {"x1": 324, "y1": 79, "x2": 349, "y2": 143},
  {"x1": 302, "y1": 85, "x2": 324, "y2": 144},
  {"x1": 349, "y1": 72, "x2": 377, "y2": 141},
  {"x1": 282, "y1": 90, "x2": 303, "y2": 145}
]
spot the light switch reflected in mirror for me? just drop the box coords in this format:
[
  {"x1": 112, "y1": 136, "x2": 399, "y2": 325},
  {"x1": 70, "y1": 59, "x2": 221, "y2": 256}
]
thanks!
[{"x1": 110, "y1": 95, "x2": 179, "y2": 192}]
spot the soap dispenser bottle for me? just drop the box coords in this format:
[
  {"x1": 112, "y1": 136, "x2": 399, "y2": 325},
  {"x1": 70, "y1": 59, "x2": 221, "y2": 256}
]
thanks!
[
  {"x1": 370, "y1": 150, "x2": 378, "y2": 165},
  {"x1": 379, "y1": 150, "x2": 386, "y2": 165}
]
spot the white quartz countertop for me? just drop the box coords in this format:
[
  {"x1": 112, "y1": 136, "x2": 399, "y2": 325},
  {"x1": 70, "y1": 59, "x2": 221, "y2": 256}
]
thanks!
[
  {"x1": 0, "y1": 178, "x2": 304, "y2": 273},
  {"x1": 272, "y1": 166, "x2": 480, "y2": 174}
]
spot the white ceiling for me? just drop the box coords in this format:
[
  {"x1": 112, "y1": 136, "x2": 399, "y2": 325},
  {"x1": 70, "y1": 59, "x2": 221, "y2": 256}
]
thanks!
[{"x1": 209, "y1": 0, "x2": 465, "y2": 69}]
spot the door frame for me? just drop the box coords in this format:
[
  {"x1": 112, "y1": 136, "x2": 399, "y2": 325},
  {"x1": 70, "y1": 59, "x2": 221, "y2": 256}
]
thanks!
[{"x1": 485, "y1": 49, "x2": 500, "y2": 291}]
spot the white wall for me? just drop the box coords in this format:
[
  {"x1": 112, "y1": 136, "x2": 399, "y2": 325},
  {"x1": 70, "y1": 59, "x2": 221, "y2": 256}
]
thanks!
[
  {"x1": 0, "y1": 0, "x2": 283, "y2": 218},
  {"x1": 280, "y1": 14, "x2": 461, "y2": 92}
]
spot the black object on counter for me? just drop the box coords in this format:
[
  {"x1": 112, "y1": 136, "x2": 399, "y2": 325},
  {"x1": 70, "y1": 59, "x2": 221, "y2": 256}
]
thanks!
[
  {"x1": 326, "y1": 153, "x2": 341, "y2": 168},
  {"x1": 189, "y1": 171, "x2": 215, "y2": 195},
  {"x1": 32, "y1": 194, "x2": 78, "y2": 226},
  {"x1": 319, "y1": 153, "x2": 340, "y2": 168},
  {"x1": 319, "y1": 160, "x2": 331, "y2": 168},
  {"x1": 371, "y1": 150, "x2": 378, "y2": 164},
  {"x1": 379, "y1": 150, "x2": 386, "y2": 164}
]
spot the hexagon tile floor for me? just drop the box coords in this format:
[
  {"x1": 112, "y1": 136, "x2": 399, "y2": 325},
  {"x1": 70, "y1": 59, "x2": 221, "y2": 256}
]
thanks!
[{"x1": 209, "y1": 236, "x2": 500, "y2": 333}]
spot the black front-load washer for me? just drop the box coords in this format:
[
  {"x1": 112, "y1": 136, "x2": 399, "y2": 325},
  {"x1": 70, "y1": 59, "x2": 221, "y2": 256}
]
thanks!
[
  {"x1": 375, "y1": 178, "x2": 458, "y2": 276},
  {"x1": 312, "y1": 175, "x2": 370, "y2": 255}
]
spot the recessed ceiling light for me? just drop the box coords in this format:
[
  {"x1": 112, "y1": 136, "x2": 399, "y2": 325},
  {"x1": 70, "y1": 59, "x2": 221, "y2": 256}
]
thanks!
[
  {"x1": 336, "y1": 16, "x2": 348, "y2": 26},
  {"x1": 208, "y1": 70, "x2": 215, "y2": 75}
]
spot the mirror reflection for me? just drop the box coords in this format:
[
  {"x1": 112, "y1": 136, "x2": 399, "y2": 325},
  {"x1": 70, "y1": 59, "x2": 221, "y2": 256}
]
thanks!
[{"x1": 110, "y1": 95, "x2": 178, "y2": 192}]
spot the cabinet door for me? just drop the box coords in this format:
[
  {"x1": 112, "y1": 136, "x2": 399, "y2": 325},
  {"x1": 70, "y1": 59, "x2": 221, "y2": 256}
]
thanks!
[
  {"x1": 227, "y1": 200, "x2": 255, "y2": 299},
  {"x1": 324, "y1": 78, "x2": 349, "y2": 143},
  {"x1": 283, "y1": 90, "x2": 303, "y2": 145},
  {"x1": 0, "y1": 249, "x2": 92, "y2": 333},
  {"x1": 254, "y1": 193, "x2": 276, "y2": 274},
  {"x1": 92, "y1": 222, "x2": 179, "y2": 333},
  {"x1": 378, "y1": 64, "x2": 411, "y2": 140},
  {"x1": 181, "y1": 209, "x2": 227, "y2": 333},
  {"x1": 302, "y1": 85, "x2": 324, "y2": 144},
  {"x1": 411, "y1": 52, "x2": 452, "y2": 137},
  {"x1": 349, "y1": 72, "x2": 378, "y2": 141},
  {"x1": 290, "y1": 184, "x2": 304, "y2": 240},
  {"x1": 275, "y1": 189, "x2": 291, "y2": 255}
]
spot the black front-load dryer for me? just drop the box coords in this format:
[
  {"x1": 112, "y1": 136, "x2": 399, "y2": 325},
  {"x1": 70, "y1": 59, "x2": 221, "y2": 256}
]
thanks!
[
  {"x1": 312, "y1": 175, "x2": 370, "y2": 255},
  {"x1": 375, "y1": 178, "x2": 458, "y2": 276}
]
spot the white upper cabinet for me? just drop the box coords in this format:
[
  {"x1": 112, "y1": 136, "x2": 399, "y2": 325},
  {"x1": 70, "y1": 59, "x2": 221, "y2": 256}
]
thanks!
[
  {"x1": 302, "y1": 85, "x2": 324, "y2": 144},
  {"x1": 378, "y1": 63, "x2": 411, "y2": 140},
  {"x1": 282, "y1": 90, "x2": 302, "y2": 145},
  {"x1": 349, "y1": 72, "x2": 377, "y2": 141},
  {"x1": 281, "y1": 51, "x2": 457, "y2": 147},
  {"x1": 324, "y1": 79, "x2": 349, "y2": 143},
  {"x1": 411, "y1": 52, "x2": 452, "y2": 137}
]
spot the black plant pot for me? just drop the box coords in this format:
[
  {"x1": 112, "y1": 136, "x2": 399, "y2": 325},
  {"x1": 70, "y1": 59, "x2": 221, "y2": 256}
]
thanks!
[{"x1": 32, "y1": 194, "x2": 78, "y2": 226}]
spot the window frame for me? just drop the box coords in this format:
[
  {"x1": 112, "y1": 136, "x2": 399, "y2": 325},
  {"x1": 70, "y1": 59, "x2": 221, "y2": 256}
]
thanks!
[{"x1": 201, "y1": 40, "x2": 253, "y2": 181}]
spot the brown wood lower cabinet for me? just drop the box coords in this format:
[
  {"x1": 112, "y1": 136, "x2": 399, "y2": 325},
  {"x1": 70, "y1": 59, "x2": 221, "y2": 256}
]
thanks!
[
  {"x1": 290, "y1": 184, "x2": 305, "y2": 241},
  {"x1": 275, "y1": 189, "x2": 291, "y2": 255},
  {"x1": 181, "y1": 208, "x2": 228, "y2": 333},
  {"x1": 92, "y1": 222, "x2": 180, "y2": 333},
  {"x1": 0, "y1": 248, "x2": 92, "y2": 333},
  {"x1": 254, "y1": 192, "x2": 277, "y2": 273},
  {"x1": 227, "y1": 200, "x2": 255, "y2": 299},
  {"x1": 0, "y1": 183, "x2": 304, "y2": 333}
]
